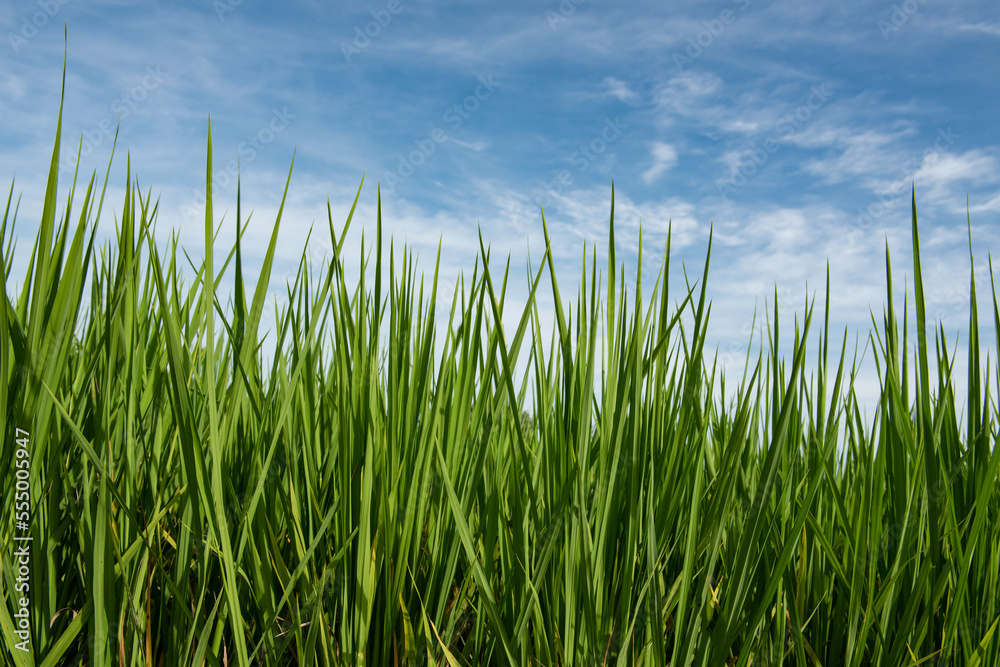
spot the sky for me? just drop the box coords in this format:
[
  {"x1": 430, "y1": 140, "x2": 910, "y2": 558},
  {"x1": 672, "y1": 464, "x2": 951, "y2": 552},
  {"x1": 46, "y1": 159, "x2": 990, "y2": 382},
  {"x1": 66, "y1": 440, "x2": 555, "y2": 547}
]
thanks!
[{"x1": 2, "y1": 0, "x2": 999, "y2": 422}]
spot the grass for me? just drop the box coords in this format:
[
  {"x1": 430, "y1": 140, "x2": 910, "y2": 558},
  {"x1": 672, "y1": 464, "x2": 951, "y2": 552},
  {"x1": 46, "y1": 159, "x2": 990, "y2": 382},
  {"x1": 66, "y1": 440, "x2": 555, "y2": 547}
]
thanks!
[{"x1": 1, "y1": 56, "x2": 999, "y2": 666}]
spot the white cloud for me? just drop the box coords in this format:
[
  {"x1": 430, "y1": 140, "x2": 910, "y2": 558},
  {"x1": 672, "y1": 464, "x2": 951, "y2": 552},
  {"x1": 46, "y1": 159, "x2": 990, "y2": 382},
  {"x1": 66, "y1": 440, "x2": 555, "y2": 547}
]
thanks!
[
  {"x1": 600, "y1": 76, "x2": 639, "y2": 103},
  {"x1": 446, "y1": 137, "x2": 489, "y2": 151},
  {"x1": 642, "y1": 142, "x2": 678, "y2": 183},
  {"x1": 722, "y1": 119, "x2": 762, "y2": 133},
  {"x1": 958, "y1": 22, "x2": 1000, "y2": 37},
  {"x1": 801, "y1": 127, "x2": 918, "y2": 185},
  {"x1": 652, "y1": 70, "x2": 723, "y2": 118},
  {"x1": 527, "y1": 184, "x2": 704, "y2": 263},
  {"x1": 912, "y1": 150, "x2": 998, "y2": 188},
  {"x1": 969, "y1": 191, "x2": 1000, "y2": 214},
  {"x1": 0, "y1": 74, "x2": 26, "y2": 100},
  {"x1": 911, "y1": 150, "x2": 1000, "y2": 208}
]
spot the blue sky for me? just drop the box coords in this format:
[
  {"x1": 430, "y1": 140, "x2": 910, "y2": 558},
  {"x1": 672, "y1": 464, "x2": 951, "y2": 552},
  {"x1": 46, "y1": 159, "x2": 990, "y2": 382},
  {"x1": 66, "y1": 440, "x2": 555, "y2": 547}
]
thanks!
[{"x1": 2, "y1": 0, "x2": 999, "y2": 417}]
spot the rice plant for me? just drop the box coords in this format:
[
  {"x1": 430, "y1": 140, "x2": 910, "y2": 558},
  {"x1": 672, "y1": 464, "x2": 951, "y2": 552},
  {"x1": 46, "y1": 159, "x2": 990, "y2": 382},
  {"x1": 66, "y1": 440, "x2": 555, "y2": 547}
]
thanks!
[{"x1": 1, "y1": 56, "x2": 998, "y2": 667}]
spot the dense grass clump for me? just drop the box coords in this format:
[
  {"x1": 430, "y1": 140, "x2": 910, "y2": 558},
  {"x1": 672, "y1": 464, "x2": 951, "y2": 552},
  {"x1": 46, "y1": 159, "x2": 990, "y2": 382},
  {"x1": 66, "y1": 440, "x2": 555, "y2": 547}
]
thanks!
[{"x1": 2, "y1": 64, "x2": 999, "y2": 666}]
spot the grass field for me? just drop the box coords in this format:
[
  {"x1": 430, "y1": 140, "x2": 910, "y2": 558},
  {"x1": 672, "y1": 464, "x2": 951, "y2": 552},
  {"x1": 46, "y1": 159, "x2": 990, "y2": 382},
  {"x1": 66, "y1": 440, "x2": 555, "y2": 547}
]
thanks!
[{"x1": 2, "y1": 62, "x2": 999, "y2": 666}]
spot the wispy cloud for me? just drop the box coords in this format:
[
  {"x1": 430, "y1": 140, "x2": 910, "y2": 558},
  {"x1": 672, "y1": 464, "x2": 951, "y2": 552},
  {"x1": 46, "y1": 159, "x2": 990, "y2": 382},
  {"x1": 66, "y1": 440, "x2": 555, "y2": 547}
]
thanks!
[
  {"x1": 802, "y1": 127, "x2": 915, "y2": 185},
  {"x1": 446, "y1": 137, "x2": 489, "y2": 151},
  {"x1": 957, "y1": 22, "x2": 1000, "y2": 37},
  {"x1": 642, "y1": 142, "x2": 677, "y2": 183},
  {"x1": 969, "y1": 191, "x2": 1000, "y2": 213},
  {"x1": 652, "y1": 70, "x2": 723, "y2": 120},
  {"x1": 600, "y1": 76, "x2": 639, "y2": 103},
  {"x1": 911, "y1": 149, "x2": 1000, "y2": 207}
]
